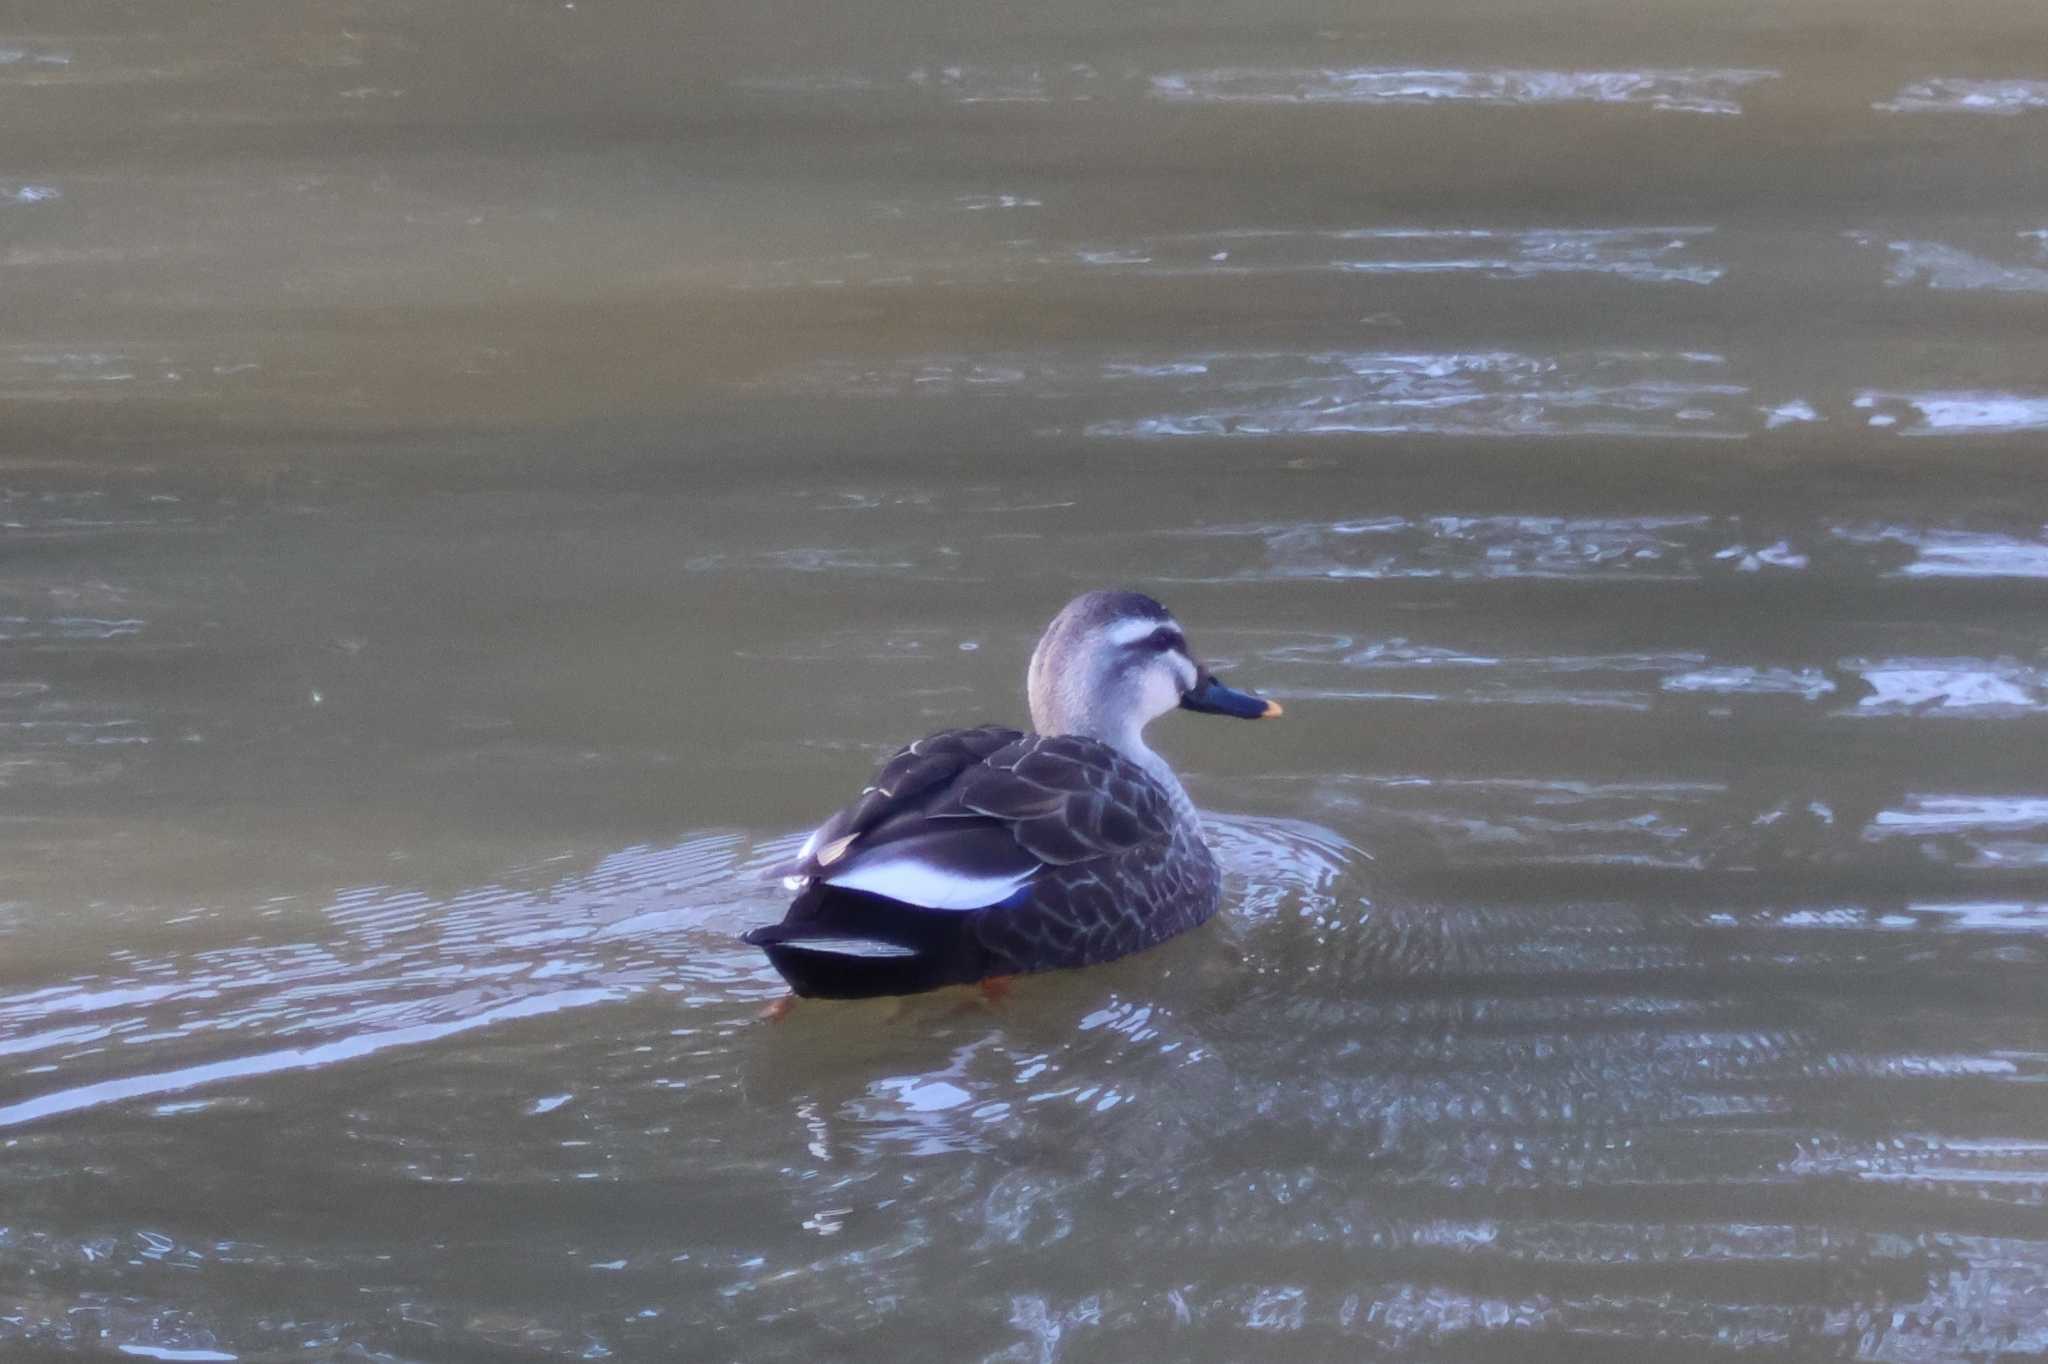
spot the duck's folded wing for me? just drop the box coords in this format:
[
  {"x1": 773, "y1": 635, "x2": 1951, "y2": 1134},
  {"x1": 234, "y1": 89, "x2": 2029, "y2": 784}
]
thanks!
[
  {"x1": 785, "y1": 731, "x2": 1178, "y2": 912},
  {"x1": 950, "y1": 734, "x2": 1175, "y2": 865},
  {"x1": 770, "y1": 724, "x2": 1024, "y2": 882}
]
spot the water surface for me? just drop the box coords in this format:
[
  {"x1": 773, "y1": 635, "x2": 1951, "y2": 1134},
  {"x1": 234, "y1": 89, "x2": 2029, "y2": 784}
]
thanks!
[{"x1": 5, "y1": 0, "x2": 2048, "y2": 1359}]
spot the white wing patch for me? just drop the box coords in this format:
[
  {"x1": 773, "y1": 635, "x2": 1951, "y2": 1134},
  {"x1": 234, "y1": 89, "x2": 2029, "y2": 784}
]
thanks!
[
  {"x1": 814, "y1": 833, "x2": 859, "y2": 867},
  {"x1": 824, "y1": 855, "x2": 1036, "y2": 910},
  {"x1": 781, "y1": 937, "x2": 920, "y2": 959}
]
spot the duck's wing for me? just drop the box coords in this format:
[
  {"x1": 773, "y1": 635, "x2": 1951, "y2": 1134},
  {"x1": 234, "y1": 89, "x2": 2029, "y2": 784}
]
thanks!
[
  {"x1": 774, "y1": 724, "x2": 1024, "y2": 879},
  {"x1": 782, "y1": 728, "x2": 1176, "y2": 911},
  {"x1": 949, "y1": 734, "x2": 1176, "y2": 865}
]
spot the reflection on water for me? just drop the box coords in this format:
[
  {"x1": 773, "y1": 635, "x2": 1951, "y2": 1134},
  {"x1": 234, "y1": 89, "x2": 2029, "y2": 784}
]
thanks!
[
  {"x1": 739, "y1": 63, "x2": 1782, "y2": 114},
  {"x1": 764, "y1": 349, "x2": 1765, "y2": 440},
  {"x1": 756, "y1": 348, "x2": 2048, "y2": 442},
  {"x1": 738, "y1": 225, "x2": 1727, "y2": 292},
  {"x1": 6, "y1": 0, "x2": 2048, "y2": 1357},
  {"x1": 1145, "y1": 66, "x2": 1780, "y2": 114},
  {"x1": 1857, "y1": 232, "x2": 2048, "y2": 294},
  {"x1": 1876, "y1": 77, "x2": 2048, "y2": 116}
]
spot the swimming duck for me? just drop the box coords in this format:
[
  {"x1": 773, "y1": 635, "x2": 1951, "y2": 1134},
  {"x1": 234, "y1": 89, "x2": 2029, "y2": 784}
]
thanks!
[{"x1": 743, "y1": 590, "x2": 1281, "y2": 999}]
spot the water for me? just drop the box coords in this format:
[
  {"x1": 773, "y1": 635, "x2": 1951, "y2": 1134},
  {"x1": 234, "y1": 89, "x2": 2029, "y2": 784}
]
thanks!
[{"x1": 5, "y1": 0, "x2": 2048, "y2": 1358}]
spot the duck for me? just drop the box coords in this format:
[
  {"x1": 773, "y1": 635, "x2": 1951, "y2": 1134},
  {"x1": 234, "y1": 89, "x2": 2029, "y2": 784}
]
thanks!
[{"x1": 743, "y1": 590, "x2": 1282, "y2": 999}]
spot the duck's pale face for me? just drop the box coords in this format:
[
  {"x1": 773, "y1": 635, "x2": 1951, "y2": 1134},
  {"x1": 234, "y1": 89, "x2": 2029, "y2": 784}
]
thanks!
[
  {"x1": 1100, "y1": 615, "x2": 1203, "y2": 730},
  {"x1": 1028, "y1": 599, "x2": 1193, "y2": 740},
  {"x1": 1028, "y1": 591, "x2": 1276, "y2": 743}
]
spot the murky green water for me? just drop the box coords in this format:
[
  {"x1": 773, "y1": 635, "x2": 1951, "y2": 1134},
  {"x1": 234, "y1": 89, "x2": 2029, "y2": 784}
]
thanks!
[{"x1": 5, "y1": 1, "x2": 2048, "y2": 1359}]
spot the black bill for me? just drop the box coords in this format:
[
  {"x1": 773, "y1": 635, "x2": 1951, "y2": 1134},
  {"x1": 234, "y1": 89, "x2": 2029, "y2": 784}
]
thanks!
[{"x1": 1180, "y1": 673, "x2": 1284, "y2": 719}]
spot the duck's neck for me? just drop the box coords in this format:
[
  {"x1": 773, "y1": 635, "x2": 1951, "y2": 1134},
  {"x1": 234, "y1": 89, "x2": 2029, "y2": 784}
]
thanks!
[
  {"x1": 1116, "y1": 731, "x2": 1201, "y2": 831},
  {"x1": 1031, "y1": 683, "x2": 1200, "y2": 830},
  {"x1": 1048, "y1": 711, "x2": 1199, "y2": 831}
]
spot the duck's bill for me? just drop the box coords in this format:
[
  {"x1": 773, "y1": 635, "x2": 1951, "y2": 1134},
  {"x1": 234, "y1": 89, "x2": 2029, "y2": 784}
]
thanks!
[{"x1": 1180, "y1": 674, "x2": 1284, "y2": 719}]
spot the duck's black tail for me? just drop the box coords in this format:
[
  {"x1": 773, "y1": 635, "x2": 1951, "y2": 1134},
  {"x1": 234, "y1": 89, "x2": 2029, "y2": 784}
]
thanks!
[{"x1": 742, "y1": 884, "x2": 991, "y2": 999}]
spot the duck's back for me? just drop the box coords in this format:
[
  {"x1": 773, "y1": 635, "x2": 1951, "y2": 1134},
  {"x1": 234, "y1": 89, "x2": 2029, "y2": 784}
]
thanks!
[{"x1": 744, "y1": 725, "x2": 1220, "y2": 997}]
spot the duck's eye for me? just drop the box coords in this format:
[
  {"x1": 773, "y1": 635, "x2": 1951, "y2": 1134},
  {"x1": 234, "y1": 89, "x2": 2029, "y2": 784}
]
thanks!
[{"x1": 1147, "y1": 628, "x2": 1187, "y2": 654}]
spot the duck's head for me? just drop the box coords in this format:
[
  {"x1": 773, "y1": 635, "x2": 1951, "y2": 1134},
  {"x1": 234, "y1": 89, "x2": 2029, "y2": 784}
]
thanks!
[{"x1": 1027, "y1": 590, "x2": 1281, "y2": 748}]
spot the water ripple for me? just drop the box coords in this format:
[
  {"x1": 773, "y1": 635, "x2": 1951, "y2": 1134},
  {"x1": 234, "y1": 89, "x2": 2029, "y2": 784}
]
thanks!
[
  {"x1": 1877, "y1": 77, "x2": 2048, "y2": 116},
  {"x1": 734, "y1": 63, "x2": 1781, "y2": 115},
  {"x1": 737, "y1": 224, "x2": 1724, "y2": 290},
  {"x1": 1856, "y1": 232, "x2": 2048, "y2": 293},
  {"x1": 1149, "y1": 66, "x2": 1779, "y2": 115},
  {"x1": 0, "y1": 832, "x2": 786, "y2": 1129}
]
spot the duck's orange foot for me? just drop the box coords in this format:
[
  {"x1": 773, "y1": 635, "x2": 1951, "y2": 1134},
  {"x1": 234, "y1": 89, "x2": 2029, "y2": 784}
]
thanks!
[
  {"x1": 758, "y1": 993, "x2": 798, "y2": 1023},
  {"x1": 977, "y1": 975, "x2": 1016, "y2": 1006}
]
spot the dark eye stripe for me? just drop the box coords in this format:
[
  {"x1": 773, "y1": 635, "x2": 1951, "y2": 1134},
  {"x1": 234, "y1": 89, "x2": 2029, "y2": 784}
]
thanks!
[{"x1": 1146, "y1": 628, "x2": 1187, "y2": 654}]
